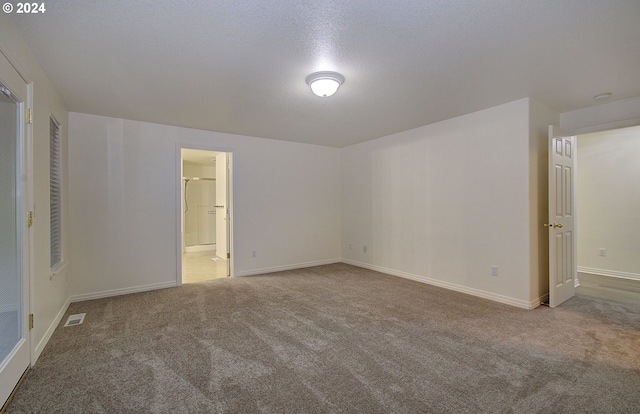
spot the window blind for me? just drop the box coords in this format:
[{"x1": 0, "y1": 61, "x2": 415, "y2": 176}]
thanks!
[{"x1": 50, "y1": 116, "x2": 62, "y2": 268}]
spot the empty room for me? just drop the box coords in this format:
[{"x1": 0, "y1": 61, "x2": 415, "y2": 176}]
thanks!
[{"x1": 1, "y1": 1, "x2": 639, "y2": 413}]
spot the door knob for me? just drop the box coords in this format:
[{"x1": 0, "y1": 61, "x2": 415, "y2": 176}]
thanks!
[{"x1": 544, "y1": 223, "x2": 563, "y2": 228}]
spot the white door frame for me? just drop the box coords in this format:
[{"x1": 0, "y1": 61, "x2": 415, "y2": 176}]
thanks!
[
  {"x1": 214, "y1": 152, "x2": 231, "y2": 276},
  {"x1": 175, "y1": 144, "x2": 234, "y2": 284}
]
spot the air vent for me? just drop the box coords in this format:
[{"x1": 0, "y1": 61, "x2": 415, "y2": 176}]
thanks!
[{"x1": 64, "y1": 313, "x2": 86, "y2": 327}]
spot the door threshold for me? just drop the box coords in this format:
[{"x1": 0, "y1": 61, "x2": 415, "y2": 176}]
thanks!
[{"x1": 1, "y1": 366, "x2": 29, "y2": 413}]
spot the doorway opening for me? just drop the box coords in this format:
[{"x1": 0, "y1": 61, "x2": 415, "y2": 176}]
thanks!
[
  {"x1": 547, "y1": 124, "x2": 640, "y2": 307},
  {"x1": 179, "y1": 147, "x2": 232, "y2": 283},
  {"x1": 574, "y1": 125, "x2": 640, "y2": 306}
]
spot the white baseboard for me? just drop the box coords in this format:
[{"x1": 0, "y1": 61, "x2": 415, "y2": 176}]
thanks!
[
  {"x1": 342, "y1": 259, "x2": 540, "y2": 310},
  {"x1": 578, "y1": 266, "x2": 640, "y2": 282},
  {"x1": 235, "y1": 258, "x2": 342, "y2": 277},
  {"x1": 69, "y1": 281, "x2": 177, "y2": 303},
  {"x1": 33, "y1": 296, "x2": 70, "y2": 364}
]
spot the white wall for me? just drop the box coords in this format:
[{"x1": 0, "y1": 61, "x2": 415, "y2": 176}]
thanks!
[
  {"x1": 341, "y1": 98, "x2": 545, "y2": 308},
  {"x1": 68, "y1": 113, "x2": 341, "y2": 299},
  {"x1": 577, "y1": 126, "x2": 640, "y2": 280},
  {"x1": 0, "y1": 13, "x2": 70, "y2": 361}
]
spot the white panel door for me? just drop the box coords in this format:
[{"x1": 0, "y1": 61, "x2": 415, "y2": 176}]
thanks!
[
  {"x1": 0, "y1": 53, "x2": 30, "y2": 408},
  {"x1": 548, "y1": 126, "x2": 577, "y2": 308}
]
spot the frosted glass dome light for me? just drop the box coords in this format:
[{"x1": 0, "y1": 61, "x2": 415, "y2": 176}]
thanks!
[{"x1": 305, "y1": 71, "x2": 345, "y2": 97}]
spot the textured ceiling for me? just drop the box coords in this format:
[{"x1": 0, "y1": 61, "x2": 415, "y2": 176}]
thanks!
[{"x1": 11, "y1": 0, "x2": 640, "y2": 147}]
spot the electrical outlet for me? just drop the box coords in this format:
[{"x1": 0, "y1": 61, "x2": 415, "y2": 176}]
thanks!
[
  {"x1": 363, "y1": 245, "x2": 367, "y2": 253},
  {"x1": 599, "y1": 248, "x2": 606, "y2": 257},
  {"x1": 349, "y1": 243, "x2": 352, "y2": 250},
  {"x1": 491, "y1": 265, "x2": 499, "y2": 277},
  {"x1": 252, "y1": 250, "x2": 256, "y2": 258}
]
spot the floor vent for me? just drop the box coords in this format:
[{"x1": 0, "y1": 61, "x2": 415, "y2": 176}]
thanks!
[{"x1": 64, "y1": 313, "x2": 86, "y2": 327}]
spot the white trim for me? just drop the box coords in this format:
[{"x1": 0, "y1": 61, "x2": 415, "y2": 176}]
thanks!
[
  {"x1": 25, "y1": 81, "x2": 34, "y2": 368},
  {"x1": 32, "y1": 296, "x2": 70, "y2": 364},
  {"x1": 0, "y1": 337, "x2": 27, "y2": 382},
  {"x1": 176, "y1": 144, "x2": 183, "y2": 286},
  {"x1": 577, "y1": 266, "x2": 640, "y2": 282},
  {"x1": 49, "y1": 114, "x2": 63, "y2": 269},
  {"x1": 69, "y1": 281, "x2": 176, "y2": 303},
  {"x1": 235, "y1": 258, "x2": 342, "y2": 277},
  {"x1": 49, "y1": 259, "x2": 70, "y2": 281},
  {"x1": 342, "y1": 259, "x2": 540, "y2": 310}
]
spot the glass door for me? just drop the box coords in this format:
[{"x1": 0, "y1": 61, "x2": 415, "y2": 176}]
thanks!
[{"x1": 0, "y1": 58, "x2": 29, "y2": 408}]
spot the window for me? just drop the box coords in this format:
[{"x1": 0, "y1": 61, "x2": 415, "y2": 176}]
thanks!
[{"x1": 50, "y1": 116, "x2": 62, "y2": 269}]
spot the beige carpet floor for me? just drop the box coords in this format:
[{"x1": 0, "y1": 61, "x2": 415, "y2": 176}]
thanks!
[{"x1": 6, "y1": 263, "x2": 640, "y2": 413}]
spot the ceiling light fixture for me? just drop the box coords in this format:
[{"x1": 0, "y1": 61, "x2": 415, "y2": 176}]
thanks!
[
  {"x1": 305, "y1": 71, "x2": 345, "y2": 97},
  {"x1": 593, "y1": 93, "x2": 612, "y2": 102}
]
